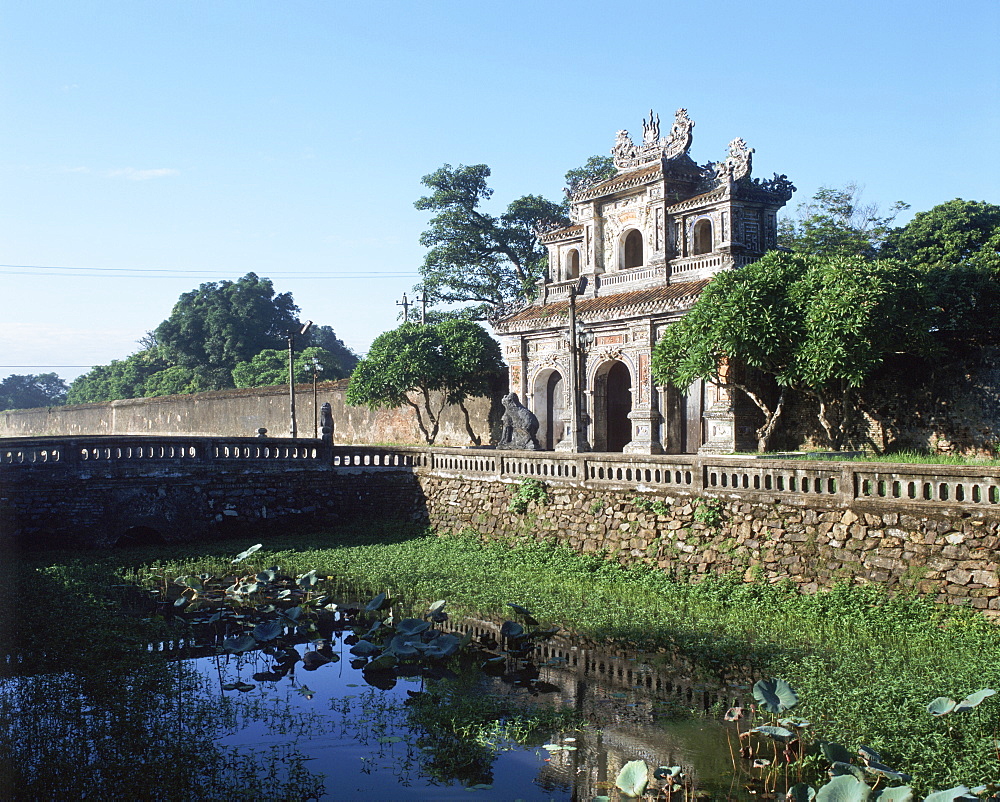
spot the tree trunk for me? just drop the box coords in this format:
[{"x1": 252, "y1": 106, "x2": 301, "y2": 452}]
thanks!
[
  {"x1": 458, "y1": 401, "x2": 481, "y2": 446},
  {"x1": 729, "y1": 381, "x2": 785, "y2": 453}
]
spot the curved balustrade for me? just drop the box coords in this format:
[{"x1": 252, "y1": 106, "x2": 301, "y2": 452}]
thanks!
[{"x1": 2, "y1": 436, "x2": 324, "y2": 467}]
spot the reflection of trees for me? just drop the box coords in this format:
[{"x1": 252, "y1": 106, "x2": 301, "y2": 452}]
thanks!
[{"x1": 0, "y1": 563, "x2": 325, "y2": 799}]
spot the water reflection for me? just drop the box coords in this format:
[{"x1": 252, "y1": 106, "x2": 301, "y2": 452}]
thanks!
[{"x1": 190, "y1": 612, "x2": 754, "y2": 800}]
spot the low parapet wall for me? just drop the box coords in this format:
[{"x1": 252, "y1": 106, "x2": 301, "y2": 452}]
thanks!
[
  {"x1": 329, "y1": 446, "x2": 1000, "y2": 613},
  {"x1": 5, "y1": 440, "x2": 1000, "y2": 612}
]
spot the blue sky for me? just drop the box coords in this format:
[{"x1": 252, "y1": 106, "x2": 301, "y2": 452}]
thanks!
[{"x1": 2, "y1": 0, "x2": 998, "y2": 384}]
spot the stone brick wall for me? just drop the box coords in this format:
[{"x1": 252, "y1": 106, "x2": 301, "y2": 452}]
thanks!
[{"x1": 412, "y1": 474, "x2": 1000, "y2": 614}]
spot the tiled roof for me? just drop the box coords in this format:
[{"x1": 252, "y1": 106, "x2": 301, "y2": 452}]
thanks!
[
  {"x1": 539, "y1": 224, "x2": 584, "y2": 243},
  {"x1": 573, "y1": 162, "x2": 663, "y2": 202},
  {"x1": 496, "y1": 279, "x2": 710, "y2": 332}
]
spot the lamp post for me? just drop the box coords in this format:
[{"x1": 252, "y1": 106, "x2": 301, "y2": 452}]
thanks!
[
  {"x1": 311, "y1": 357, "x2": 322, "y2": 438},
  {"x1": 287, "y1": 320, "x2": 312, "y2": 438}
]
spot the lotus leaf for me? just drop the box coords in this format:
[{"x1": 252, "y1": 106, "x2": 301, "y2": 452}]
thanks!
[
  {"x1": 366, "y1": 591, "x2": 391, "y2": 612},
  {"x1": 873, "y1": 787, "x2": 913, "y2": 801},
  {"x1": 221, "y1": 681, "x2": 256, "y2": 692},
  {"x1": 954, "y1": 688, "x2": 996, "y2": 712},
  {"x1": 815, "y1": 775, "x2": 872, "y2": 801},
  {"x1": 858, "y1": 745, "x2": 882, "y2": 764},
  {"x1": 864, "y1": 761, "x2": 911, "y2": 783},
  {"x1": 653, "y1": 766, "x2": 683, "y2": 780},
  {"x1": 256, "y1": 568, "x2": 277, "y2": 583},
  {"x1": 923, "y1": 787, "x2": 974, "y2": 802},
  {"x1": 830, "y1": 762, "x2": 866, "y2": 780},
  {"x1": 615, "y1": 760, "x2": 648, "y2": 798},
  {"x1": 302, "y1": 650, "x2": 335, "y2": 670},
  {"x1": 787, "y1": 784, "x2": 818, "y2": 801},
  {"x1": 388, "y1": 635, "x2": 422, "y2": 657},
  {"x1": 173, "y1": 575, "x2": 203, "y2": 590},
  {"x1": 822, "y1": 741, "x2": 856, "y2": 765},
  {"x1": 349, "y1": 640, "x2": 380, "y2": 657},
  {"x1": 927, "y1": 697, "x2": 957, "y2": 716},
  {"x1": 232, "y1": 543, "x2": 263, "y2": 563},
  {"x1": 428, "y1": 600, "x2": 447, "y2": 614},
  {"x1": 500, "y1": 621, "x2": 525, "y2": 639},
  {"x1": 724, "y1": 706, "x2": 744, "y2": 721},
  {"x1": 252, "y1": 621, "x2": 284, "y2": 642},
  {"x1": 396, "y1": 618, "x2": 431, "y2": 636},
  {"x1": 752, "y1": 725, "x2": 796, "y2": 742},
  {"x1": 222, "y1": 634, "x2": 257, "y2": 654},
  {"x1": 753, "y1": 678, "x2": 799, "y2": 714},
  {"x1": 508, "y1": 603, "x2": 533, "y2": 617},
  {"x1": 367, "y1": 652, "x2": 398, "y2": 671},
  {"x1": 296, "y1": 570, "x2": 318, "y2": 588}
]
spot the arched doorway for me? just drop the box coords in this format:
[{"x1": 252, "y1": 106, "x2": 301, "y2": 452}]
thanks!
[
  {"x1": 531, "y1": 368, "x2": 565, "y2": 450},
  {"x1": 623, "y1": 229, "x2": 643, "y2": 269},
  {"x1": 606, "y1": 361, "x2": 632, "y2": 451}
]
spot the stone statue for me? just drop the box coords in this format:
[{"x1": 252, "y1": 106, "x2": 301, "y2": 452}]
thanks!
[
  {"x1": 320, "y1": 402, "x2": 334, "y2": 444},
  {"x1": 498, "y1": 393, "x2": 540, "y2": 451}
]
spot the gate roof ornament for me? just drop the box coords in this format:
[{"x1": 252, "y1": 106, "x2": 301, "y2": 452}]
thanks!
[{"x1": 612, "y1": 108, "x2": 695, "y2": 171}]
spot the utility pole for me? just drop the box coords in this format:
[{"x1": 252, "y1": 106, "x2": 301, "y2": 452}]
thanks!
[
  {"x1": 414, "y1": 293, "x2": 427, "y2": 324},
  {"x1": 396, "y1": 293, "x2": 410, "y2": 323},
  {"x1": 288, "y1": 320, "x2": 312, "y2": 438}
]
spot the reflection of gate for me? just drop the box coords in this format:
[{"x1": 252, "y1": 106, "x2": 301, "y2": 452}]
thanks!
[{"x1": 532, "y1": 369, "x2": 564, "y2": 450}]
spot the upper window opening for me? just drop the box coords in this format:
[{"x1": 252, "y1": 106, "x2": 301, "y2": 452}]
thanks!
[
  {"x1": 566, "y1": 249, "x2": 580, "y2": 280},
  {"x1": 692, "y1": 219, "x2": 713, "y2": 255},
  {"x1": 623, "y1": 229, "x2": 643, "y2": 269}
]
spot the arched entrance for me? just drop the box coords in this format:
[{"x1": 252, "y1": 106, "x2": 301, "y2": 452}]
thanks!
[
  {"x1": 592, "y1": 359, "x2": 633, "y2": 452},
  {"x1": 606, "y1": 361, "x2": 632, "y2": 451},
  {"x1": 531, "y1": 368, "x2": 565, "y2": 450}
]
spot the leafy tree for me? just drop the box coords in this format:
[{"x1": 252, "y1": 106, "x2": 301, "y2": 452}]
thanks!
[
  {"x1": 307, "y1": 325, "x2": 359, "y2": 374},
  {"x1": 346, "y1": 320, "x2": 503, "y2": 445},
  {"x1": 0, "y1": 373, "x2": 68, "y2": 410},
  {"x1": 562, "y1": 155, "x2": 616, "y2": 210},
  {"x1": 778, "y1": 183, "x2": 909, "y2": 259},
  {"x1": 652, "y1": 253, "x2": 807, "y2": 450},
  {"x1": 414, "y1": 164, "x2": 567, "y2": 322},
  {"x1": 141, "y1": 366, "x2": 211, "y2": 398},
  {"x1": 881, "y1": 198, "x2": 1000, "y2": 269},
  {"x1": 231, "y1": 347, "x2": 343, "y2": 389},
  {"x1": 154, "y1": 272, "x2": 301, "y2": 389},
  {"x1": 652, "y1": 252, "x2": 931, "y2": 450},
  {"x1": 66, "y1": 349, "x2": 172, "y2": 404}
]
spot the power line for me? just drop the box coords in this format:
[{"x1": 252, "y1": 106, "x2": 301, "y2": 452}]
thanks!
[{"x1": 0, "y1": 266, "x2": 418, "y2": 279}]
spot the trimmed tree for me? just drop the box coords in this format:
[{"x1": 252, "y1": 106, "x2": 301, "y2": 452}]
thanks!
[
  {"x1": 652, "y1": 252, "x2": 931, "y2": 451},
  {"x1": 346, "y1": 320, "x2": 503, "y2": 445}
]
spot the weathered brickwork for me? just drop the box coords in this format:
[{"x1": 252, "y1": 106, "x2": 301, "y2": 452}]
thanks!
[{"x1": 413, "y1": 475, "x2": 1000, "y2": 613}]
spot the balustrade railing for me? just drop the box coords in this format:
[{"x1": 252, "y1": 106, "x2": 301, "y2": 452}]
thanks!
[
  {"x1": 6, "y1": 436, "x2": 1000, "y2": 513},
  {"x1": 595, "y1": 265, "x2": 666, "y2": 290},
  {"x1": 1, "y1": 436, "x2": 323, "y2": 467},
  {"x1": 323, "y1": 445, "x2": 1000, "y2": 513}
]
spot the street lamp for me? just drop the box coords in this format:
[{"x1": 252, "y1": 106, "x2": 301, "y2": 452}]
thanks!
[
  {"x1": 288, "y1": 320, "x2": 312, "y2": 438},
  {"x1": 310, "y1": 357, "x2": 323, "y2": 438}
]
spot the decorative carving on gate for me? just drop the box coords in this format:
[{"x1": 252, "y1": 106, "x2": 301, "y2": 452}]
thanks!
[{"x1": 612, "y1": 108, "x2": 695, "y2": 171}]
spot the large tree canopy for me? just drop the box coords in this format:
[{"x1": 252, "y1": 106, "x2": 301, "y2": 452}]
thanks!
[
  {"x1": 652, "y1": 252, "x2": 931, "y2": 450},
  {"x1": 414, "y1": 164, "x2": 567, "y2": 322},
  {"x1": 154, "y1": 273, "x2": 301, "y2": 389},
  {"x1": 346, "y1": 320, "x2": 503, "y2": 445},
  {"x1": 779, "y1": 184, "x2": 909, "y2": 259},
  {"x1": 0, "y1": 373, "x2": 68, "y2": 411},
  {"x1": 67, "y1": 274, "x2": 357, "y2": 403}
]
